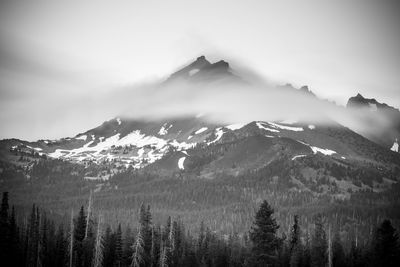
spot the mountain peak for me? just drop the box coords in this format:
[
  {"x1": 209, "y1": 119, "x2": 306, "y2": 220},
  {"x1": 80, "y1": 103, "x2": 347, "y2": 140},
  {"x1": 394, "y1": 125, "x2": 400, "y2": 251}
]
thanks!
[
  {"x1": 166, "y1": 56, "x2": 235, "y2": 82},
  {"x1": 355, "y1": 93, "x2": 364, "y2": 98},
  {"x1": 196, "y1": 55, "x2": 207, "y2": 61},
  {"x1": 299, "y1": 85, "x2": 315, "y2": 96}
]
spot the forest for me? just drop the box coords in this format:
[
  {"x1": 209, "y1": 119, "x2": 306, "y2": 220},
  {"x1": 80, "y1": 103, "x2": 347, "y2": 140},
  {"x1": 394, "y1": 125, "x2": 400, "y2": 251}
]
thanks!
[{"x1": 0, "y1": 191, "x2": 399, "y2": 267}]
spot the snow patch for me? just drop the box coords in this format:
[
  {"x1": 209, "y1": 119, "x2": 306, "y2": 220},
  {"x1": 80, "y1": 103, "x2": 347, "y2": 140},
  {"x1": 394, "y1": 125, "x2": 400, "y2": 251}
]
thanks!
[
  {"x1": 195, "y1": 127, "x2": 208, "y2": 134},
  {"x1": 225, "y1": 123, "x2": 246, "y2": 130},
  {"x1": 207, "y1": 128, "x2": 224, "y2": 145},
  {"x1": 308, "y1": 125, "x2": 316, "y2": 130},
  {"x1": 207, "y1": 128, "x2": 224, "y2": 144},
  {"x1": 169, "y1": 140, "x2": 195, "y2": 151},
  {"x1": 76, "y1": 135, "x2": 87, "y2": 141},
  {"x1": 256, "y1": 122, "x2": 280, "y2": 132},
  {"x1": 268, "y1": 122, "x2": 304, "y2": 131},
  {"x1": 391, "y1": 139, "x2": 398, "y2": 152},
  {"x1": 292, "y1": 155, "x2": 307, "y2": 160},
  {"x1": 178, "y1": 157, "x2": 186, "y2": 170},
  {"x1": 310, "y1": 146, "x2": 336, "y2": 155},
  {"x1": 296, "y1": 140, "x2": 337, "y2": 156},
  {"x1": 158, "y1": 123, "x2": 172, "y2": 135},
  {"x1": 116, "y1": 118, "x2": 122, "y2": 125}
]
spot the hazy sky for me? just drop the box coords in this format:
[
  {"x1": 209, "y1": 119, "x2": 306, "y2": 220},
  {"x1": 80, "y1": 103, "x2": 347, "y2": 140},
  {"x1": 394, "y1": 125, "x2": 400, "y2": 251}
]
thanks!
[{"x1": 0, "y1": 0, "x2": 399, "y2": 140}]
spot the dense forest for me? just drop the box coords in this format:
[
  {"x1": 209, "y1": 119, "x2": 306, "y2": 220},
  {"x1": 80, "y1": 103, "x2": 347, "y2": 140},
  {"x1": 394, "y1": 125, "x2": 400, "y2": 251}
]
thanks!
[{"x1": 1, "y1": 192, "x2": 399, "y2": 267}]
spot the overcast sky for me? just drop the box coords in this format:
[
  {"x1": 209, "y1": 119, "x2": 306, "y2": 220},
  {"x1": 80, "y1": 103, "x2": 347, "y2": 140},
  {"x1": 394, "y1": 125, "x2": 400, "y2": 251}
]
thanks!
[{"x1": 0, "y1": 0, "x2": 399, "y2": 141}]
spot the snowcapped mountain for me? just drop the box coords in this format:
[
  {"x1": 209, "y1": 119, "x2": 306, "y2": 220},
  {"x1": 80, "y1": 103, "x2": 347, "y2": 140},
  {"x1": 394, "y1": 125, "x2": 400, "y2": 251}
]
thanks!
[
  {"x1": 166, "y1": 55, "x2": 240, "y2": 83},
  {"x1": 1, "y1": 56, "x2": 399, "y2": 193}
]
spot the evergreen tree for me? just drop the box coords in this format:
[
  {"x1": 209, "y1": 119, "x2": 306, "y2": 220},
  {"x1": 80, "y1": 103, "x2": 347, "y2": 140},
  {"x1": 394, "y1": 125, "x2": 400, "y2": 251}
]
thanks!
[
  {"x1": 134, "y1": 203, "x2": 152, "y2": 267},
  {"x1": 131, "y1": 226, "x2": 145, "y2": 267},
  {"x1": 332, "y1": 231, "x2": 345, "y2": 267},
  {"x1": 26, "y1": 204, "x2": 39, "y2": 267},
  {"x1": 372, "y1": 219, "x2": 399, "y2": 267},
  {"x1": 114, "y1": 224, "x2": 123, "y2": 267},
  {"x1": 310, "y1": 215, "x2": 327, "y2": 267},
  {"x1": 249, "y1": 200, "x2": 281, "y2": 267},
  {"x1": 103, "y1": 225, "x2": 116, "y2": 267},
  {"x1": 39, "y1": 214, "x2": 49, "y2": 267},
  {"x1": 9, "y1": 206, "x2": 21, "y2": 266},
  {"x1": 289, "y1": 215, "x2": 302, "y2": 267},
  {"x1": 74, "y1": 206, "x2": 87, "y2": 267},
  {"x1": 55, "y1": 225, "x2": 67, "y2": 267},
  {"x1": 0, "y1": 192, "x2": 10, "y2": 266},
  {"x1": 150, "y1": 226, "x2": 160, "y2": 267},
  {"x1": 348, "y1": 240, "x2": 361, "y2": 267},
  {"x1": 122, "y1": 226, "x2": 134, "y2": 267},
  {"x1": 302, "y1": 232, "x2": 311, "y2": 267}
]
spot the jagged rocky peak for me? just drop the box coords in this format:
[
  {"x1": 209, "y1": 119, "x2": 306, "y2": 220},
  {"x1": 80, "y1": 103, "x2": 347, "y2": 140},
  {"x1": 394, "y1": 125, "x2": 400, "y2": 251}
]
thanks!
[
  {"x1": 346, "y1": 93, "x2": 399, "y2": 112},
  {"x1": 192, "y1": 55, "x2": 211, "y2": 68},
  {"x1": 167, "y1": 55, "x2": 233, "y2": 82},
  {"x1": 347, "y1": 93, "x2": 376, "y2": 108},
  {"x1": 299, "y1": 85, "x2": 315, "y2": 96}
]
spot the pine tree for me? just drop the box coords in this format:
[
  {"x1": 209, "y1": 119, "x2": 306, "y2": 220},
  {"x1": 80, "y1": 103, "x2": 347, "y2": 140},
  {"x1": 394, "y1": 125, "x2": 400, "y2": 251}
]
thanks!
[
  {"x1": 103, "y1": 225, "x2": 116, "y2": 267},
  {"x1": 9, "y1": 206, "x2": 21, "y2": 266},
  {"x1": 310, "y1": 214, "x2": 327, "y2": 267},
  {"x1": 73, "y1": 206, "x2": 87, "y2": 267},
  {"x1": 0, "y1": 192, "x2": 10, "y2": 266},
  {"x1": 150, "y1": 226, "x2": 161, "y2": 267},
  {"x1": 27, "y1": 204, "x2": 39, "y2": 267},
  {"x1": 123, "y1": 226, "x2": 134, "y2": 267},
  {"x1": 69, "y1": 209, "x2": 74, "y2": 267},
  {"x1": 332, "y1": 231, "x2": 345, "y2": 267},
  {"x1": 289, "y1": 215, "x2": 302, "y2": 267},
  {"x1": 372, "y1": 219, "x2": 399, "y2": 267},
  {"x1": 131, "y1": 226, "x2": 145, "y2": 267},
  {"x1": 133, "y1": 203, "x2": 153, "y2": 267},
  {"x1": 249, "y1": 200, "x2": 281, "y2": 267},
  {"x1": 197, "y1": 221, "x2": 206, "y2": 263},
  {"x1": 39, "y1": 213, "x2": 49, "y2": 267},
  {"x1": 114, "y1": 224, "x2": 123, "y2": 267},
  {"x1": 55, "y1": 225, "x2": 67, "y2": 267}
]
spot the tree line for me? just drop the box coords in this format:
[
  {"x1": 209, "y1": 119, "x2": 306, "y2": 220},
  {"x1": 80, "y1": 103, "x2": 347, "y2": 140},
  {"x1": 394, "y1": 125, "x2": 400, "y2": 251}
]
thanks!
[{"x1": 1, "y1": 191, "x2": 399, "y2": 267}]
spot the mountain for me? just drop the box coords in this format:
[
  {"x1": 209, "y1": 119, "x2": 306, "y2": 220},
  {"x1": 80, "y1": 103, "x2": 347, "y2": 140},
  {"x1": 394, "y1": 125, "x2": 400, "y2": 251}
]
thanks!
[
  {"x1": 166, "y1": 55, "x2": 241, "y2": 83},
  {"x1": 346, "y1": 93, "x2": 400, "y2": 148},
  {"x1": 1, "y1": 55, "x2": 400, "y2": 235}
]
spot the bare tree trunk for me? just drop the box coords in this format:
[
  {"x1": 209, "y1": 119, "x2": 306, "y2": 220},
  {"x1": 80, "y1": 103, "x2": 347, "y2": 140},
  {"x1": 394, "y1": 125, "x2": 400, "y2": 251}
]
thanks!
[
  {"x1": 93, "y1": 214, "x2": 103, "y2": 267},
  {"x1": 328, "y1": 224, "x2": 332, "y2": 267},
  {"x1": 85, "y1": 190, "x2": 93, "y2": 240},
  {"x1": 355, "y1": 224, "x2": 358, "y2": 248}
]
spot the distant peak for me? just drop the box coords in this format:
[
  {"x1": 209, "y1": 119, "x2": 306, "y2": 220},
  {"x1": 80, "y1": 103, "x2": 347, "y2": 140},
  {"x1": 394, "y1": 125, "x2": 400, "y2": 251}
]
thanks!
[
  {"x1": 213, "y1": 60, "x2": 229, "y2": 68},
  {"x1": 299, "y1": 85, "x2": 315, "y2": 96},
  {"x1": 356, "y1": 93, "x2": 364, "y2": 98}
]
